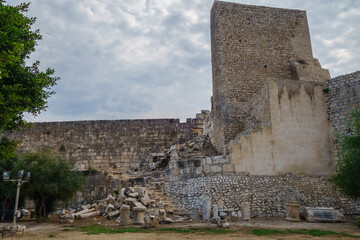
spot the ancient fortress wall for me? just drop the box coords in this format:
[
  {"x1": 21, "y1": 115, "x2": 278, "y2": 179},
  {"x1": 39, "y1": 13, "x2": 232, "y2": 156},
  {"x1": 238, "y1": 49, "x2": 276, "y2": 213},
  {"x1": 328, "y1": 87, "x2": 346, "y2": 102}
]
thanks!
[
  {"x1": 326, "y1": 71, "x2": 360, "y2": 135},
  {"x1": 228, "y1": 79, "x2": 332, "y2": 175},
  {"x1": 210, "y1": 1, "x2": 316, "y2": 153},
  {"x1": 207, "y1": 2, "x2": 331, "y2": 175},
  {"x1": 165, "y1": 3, "x2": 360, "y2": 218},
  {"x1": 6, "y1": 119, "x2": 197, "y2": 172}
]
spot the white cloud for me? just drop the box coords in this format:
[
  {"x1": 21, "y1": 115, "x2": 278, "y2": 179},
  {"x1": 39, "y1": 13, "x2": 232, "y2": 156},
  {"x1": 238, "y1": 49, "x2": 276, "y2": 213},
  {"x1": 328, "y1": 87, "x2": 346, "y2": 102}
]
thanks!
[{"x1": 5, "y1": 0, "x2": 360, "y2": 122}]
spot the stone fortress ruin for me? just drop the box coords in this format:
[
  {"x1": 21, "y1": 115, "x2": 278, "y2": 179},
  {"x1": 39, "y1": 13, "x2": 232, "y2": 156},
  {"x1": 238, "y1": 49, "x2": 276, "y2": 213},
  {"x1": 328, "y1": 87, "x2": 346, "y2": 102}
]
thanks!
[{"x1": 6, "y1": 1, "x2": 360, "y2": 220}]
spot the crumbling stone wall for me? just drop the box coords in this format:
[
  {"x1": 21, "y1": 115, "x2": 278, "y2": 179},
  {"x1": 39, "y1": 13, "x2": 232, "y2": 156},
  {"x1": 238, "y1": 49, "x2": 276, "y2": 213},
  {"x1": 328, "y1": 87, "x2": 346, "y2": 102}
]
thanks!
[
  {"x1": 228, "y1": 79, "x2": 332, "y2": 175},
  {"x1": 326, "y1": 71, "x2": 360, "y2": 135},
  {"x1": 6, "y1": 118, "x2": 198, "y2": 171},
  {"x1": 166, "y1": 174, "x2": 360, "y2": 218},
  {"x1": 167, "y1": 156, "x2": 233, "y2": 181},
  {"x1": 209, "y1": 1, "x2": 329, "y2": 153}
]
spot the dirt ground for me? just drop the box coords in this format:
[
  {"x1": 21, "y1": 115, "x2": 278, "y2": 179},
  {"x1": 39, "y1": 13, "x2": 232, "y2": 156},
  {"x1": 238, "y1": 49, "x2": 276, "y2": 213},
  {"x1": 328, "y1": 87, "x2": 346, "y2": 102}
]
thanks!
[{"x1": 1, "y1": 215, "x2": 359, "y2": 240}]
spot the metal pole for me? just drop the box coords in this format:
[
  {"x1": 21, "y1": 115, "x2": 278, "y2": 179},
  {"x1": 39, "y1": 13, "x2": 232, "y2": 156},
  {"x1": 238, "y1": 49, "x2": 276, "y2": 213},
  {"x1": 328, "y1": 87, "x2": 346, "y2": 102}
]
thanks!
[{"x1": 13, "y1": 180, "x2": 21, "y2": 226}]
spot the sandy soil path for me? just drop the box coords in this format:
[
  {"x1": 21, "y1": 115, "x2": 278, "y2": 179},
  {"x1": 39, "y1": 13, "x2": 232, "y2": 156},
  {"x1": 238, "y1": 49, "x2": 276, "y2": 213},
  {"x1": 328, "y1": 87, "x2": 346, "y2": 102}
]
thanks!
[{"x1": 1, "y1": 216, "x2": 359, "y2": 240}]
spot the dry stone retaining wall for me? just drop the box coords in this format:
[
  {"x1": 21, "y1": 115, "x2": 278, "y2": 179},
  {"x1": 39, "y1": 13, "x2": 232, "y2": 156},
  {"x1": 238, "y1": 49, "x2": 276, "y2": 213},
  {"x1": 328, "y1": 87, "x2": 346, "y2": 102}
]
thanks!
[{"x1": 166, "y1": 174, "x2": 360, "y2": 218}]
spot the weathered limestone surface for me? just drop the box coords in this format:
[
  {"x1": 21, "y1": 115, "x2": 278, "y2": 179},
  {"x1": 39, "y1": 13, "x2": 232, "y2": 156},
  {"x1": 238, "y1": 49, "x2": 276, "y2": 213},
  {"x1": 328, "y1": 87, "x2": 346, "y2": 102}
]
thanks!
[
  {"x1": 304, "y1": 207, "x2": 344, "y2": 223},
  {"x1": 228, "y1": 79, "x2": 332, "y2": 175},
  {"x1": 241, "y1": 202, "x2": 250, "y2": 221},
  {"x1": 133, "y1": 207, "x2": 146, "y2": 225},
  {"x1": 119, "y1": 205, "x2": 130, "y2": 226},
  {"x1": 285, "y1": 201, "x2": 300, "y2": 222},
  {"x1": 5, "y1": 118, "x2": 198, "y2": 172}
]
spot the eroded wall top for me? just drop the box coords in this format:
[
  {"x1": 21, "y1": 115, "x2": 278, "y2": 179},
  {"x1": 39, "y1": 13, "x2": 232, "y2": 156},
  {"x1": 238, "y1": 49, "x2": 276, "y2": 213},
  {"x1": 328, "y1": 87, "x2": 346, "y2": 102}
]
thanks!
[{"x1": 6, "y1": 119, "x2": 197, "y2": 172}]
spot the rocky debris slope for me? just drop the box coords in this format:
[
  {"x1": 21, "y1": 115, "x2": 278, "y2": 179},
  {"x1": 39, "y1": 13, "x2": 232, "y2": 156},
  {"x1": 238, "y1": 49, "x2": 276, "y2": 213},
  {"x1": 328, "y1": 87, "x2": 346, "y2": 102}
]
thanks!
[{"x1": 58, "y1": 185, "x2": 189, "y2": 226}]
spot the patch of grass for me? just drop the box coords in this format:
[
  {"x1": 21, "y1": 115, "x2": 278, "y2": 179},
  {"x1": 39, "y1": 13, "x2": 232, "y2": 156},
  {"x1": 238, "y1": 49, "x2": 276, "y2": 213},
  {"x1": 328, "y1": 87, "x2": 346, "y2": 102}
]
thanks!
[
  {"x1": 251, "y1": 229, "x2": 285, "y2": 236},
  {"x1": 79, "y1": 226, "x2": 151, "y2": 235},
  {"x1": 156, "y1": 228, "x2": 193, "y2": 233},
  {"x1": 48, "y1": 233, "x2": 56, "y2": 238},
  {"x1": 199, "y1": 228, "x2": 235, "y2": 234},
  {"x1": 62, "y1": 228, "x2": 76, "y2": 232},
  {"x1": 286, "y1": 229, "x2": 354, "y2": 237},
  {"x1": 77, "y1": 225, "x2": 235, "y2": 235},
  {"x1": 156, "y1": 227, "x2": 234, "y2": 234},
  {"x1": 251, "y1": 228, "x2": 359, "y2": 238}
]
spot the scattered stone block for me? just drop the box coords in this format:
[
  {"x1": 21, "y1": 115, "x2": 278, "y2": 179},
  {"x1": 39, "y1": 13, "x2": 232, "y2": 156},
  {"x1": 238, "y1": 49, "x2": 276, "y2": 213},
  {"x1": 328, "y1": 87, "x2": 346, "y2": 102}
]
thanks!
[
  {"x1": 144, "y1": 215, "x2": 159, "y2": 228},
  {"x1": 163, "y1": 203, "x2": 172, "y2": 213},
  {"x1": 304, "y1": 207, "x2": 344, "y2": 223},
  {"x1": 285, "y1": 201, "x2": 300, "y2": 222},
  {"x1": 79, "y1": 210, "x2": 100, "y2": 219},
  {"x1": 138, "y1": 188, "x2": 148, "y2": 198},
  {"x1": 60, "y1": 214, "x2": 74, "y2": 224},
  {"x1": 119, "y1": 188, "x2": 126, "y2": 198},
  {"x1": 73, "y1": 208, "x2": 95, "y2": 219},
  {"x1": 125, "y1": 187, "x2": 135, "y2": 195},
  {"x1": 159, "y1": 209, "x2": 166, "y2": 220},
  {"x1": 160, "y1": 218, "x2": 174, "y2": 224},
  {"x1": 211, "y1": 216, "x2": 220, "y2": 224},
  {"x1": 124, "y1": 198, "x2": 137, "y2": 205},
  {"x1": 128, "y1": 192, "x2": 139, "y2": 198},
  {"x1": 212, "y1": 204, "x2": 218, "y2": 218},
  {"x1": 119, "y1": 205, "x2": 131, "y2": 226},
  {"x1": 132, "y1": 201, "x2": 146, "y2": 209},
  {"x1": 140, "y1": 195, "x2": 152, "y2": 206},
  {"x1": 80, "y1": 205, "x2": 88, "y2": 211},
  {"x1": 105, "y1": 203, "x2": 115, "y2": 214},
  {"x1": 133, "y1": 207, "x2": 146, "y2": 225},
  {"x1": 241, "y1": 202, "x2": 250, "y2": 221},
  {"x1": 106, "y1": 210, "x2": 120, "y2": 220},
  {"x1": 113, "y1": 200, "x2": 121, "y2": 209},
  {"x1": 107, "y1": 194, "x2": 115, "y2": 204},
  {"x1": 222, "y1": 222, "x2": 230, "y2": 228},
  {"x1": 200, "y1": 194, "x2": 211, "y2": 221}
]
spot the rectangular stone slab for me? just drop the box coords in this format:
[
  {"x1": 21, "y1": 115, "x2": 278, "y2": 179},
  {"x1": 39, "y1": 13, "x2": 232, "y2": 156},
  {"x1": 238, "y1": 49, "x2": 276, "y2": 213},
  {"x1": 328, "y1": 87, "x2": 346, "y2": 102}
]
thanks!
[{"x1": 304, "y1": 207, "x2": 344, "y2": 223}]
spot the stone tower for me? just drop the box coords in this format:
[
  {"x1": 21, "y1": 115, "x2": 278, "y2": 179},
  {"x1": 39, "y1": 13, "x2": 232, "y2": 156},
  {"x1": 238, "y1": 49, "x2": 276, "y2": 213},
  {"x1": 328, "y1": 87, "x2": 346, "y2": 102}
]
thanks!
[{"x1": 209, "y1": 1, "x2": 330, "y2": 154}]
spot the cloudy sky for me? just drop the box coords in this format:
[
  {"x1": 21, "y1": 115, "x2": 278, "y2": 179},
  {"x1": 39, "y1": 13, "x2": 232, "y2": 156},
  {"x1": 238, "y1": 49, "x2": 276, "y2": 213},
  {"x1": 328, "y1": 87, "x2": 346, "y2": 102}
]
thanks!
[{"x1": 6, "y1": 0, "x2": 360, "y2": 122}]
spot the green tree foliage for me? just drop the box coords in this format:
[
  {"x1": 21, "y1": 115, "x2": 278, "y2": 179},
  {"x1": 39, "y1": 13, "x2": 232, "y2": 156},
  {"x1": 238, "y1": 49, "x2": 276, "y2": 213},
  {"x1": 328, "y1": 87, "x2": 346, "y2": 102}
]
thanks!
[
  {"x1": 0, "y1": 137, "x2": 18, "y2": 220},
  {"x1": 330, "y1": 109, "x2": 360, "y2": 199},
  {"x1": 15, "y1": 151, "x2": 85, "y2": 222},
  {"x1": 0, "y1": 1, "x2": 59, "y2": 156}
]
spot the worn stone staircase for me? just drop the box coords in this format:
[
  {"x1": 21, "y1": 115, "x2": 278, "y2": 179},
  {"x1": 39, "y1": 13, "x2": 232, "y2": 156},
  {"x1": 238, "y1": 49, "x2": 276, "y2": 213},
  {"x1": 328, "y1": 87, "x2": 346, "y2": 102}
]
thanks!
[{"x1": 146, "y1": 180, "x2": 188, "y2": 217}]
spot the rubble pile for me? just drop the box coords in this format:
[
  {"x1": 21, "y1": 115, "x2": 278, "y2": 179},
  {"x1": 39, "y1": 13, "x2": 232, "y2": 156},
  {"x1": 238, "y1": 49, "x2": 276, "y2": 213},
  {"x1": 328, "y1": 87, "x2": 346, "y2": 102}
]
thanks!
[
  {"x1": 58, "y1": 186, "x2": 187, "y2": 227},
  {"x1": 0, "y1": 225, "x2": 26, "y2": 238},
  {"x1": 168, "y1": 135, "x2": 218, "y2": 160},
  {"x1": 142, "y1": 135, "x2": 218, "y2": 173}
]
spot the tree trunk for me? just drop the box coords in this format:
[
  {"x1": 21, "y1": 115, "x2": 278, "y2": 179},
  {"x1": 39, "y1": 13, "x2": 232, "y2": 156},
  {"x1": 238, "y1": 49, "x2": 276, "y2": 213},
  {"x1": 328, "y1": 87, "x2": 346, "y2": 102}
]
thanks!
[
  {"x1": 37, "y1": 195, "x2": 46, "y2": 222},
  {"x1": 42, "y1": 196, "x2": 46, "y2": 222},
  {"x1": 1, "y1": 197, "x2": 8, "y2": 221},
  {"x1": 37, "y1": 202, "x2": 42, "y2": 223},
  {"x1": 1, "y1": 198, "x2": 14, "y2": 221}
]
